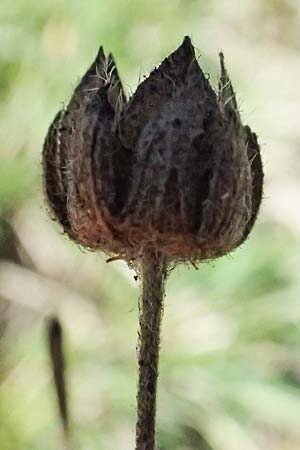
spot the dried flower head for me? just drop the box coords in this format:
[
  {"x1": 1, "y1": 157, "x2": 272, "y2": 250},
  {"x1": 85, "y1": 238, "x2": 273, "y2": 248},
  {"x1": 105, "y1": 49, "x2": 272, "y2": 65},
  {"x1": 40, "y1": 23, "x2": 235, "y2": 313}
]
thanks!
[
  {"x1": 43, "y1": 36, "x2": 263, "y2": 261},
  {"x1": 43, "y1": 36, "x2": 264, "y2": 450}
]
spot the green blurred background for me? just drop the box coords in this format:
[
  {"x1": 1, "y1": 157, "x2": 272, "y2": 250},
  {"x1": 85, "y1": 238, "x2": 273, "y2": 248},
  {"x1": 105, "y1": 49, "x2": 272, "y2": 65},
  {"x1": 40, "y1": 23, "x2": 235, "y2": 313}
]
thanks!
[{"x1": 1, "y1": 1, "x2": 300, "y2": 449}]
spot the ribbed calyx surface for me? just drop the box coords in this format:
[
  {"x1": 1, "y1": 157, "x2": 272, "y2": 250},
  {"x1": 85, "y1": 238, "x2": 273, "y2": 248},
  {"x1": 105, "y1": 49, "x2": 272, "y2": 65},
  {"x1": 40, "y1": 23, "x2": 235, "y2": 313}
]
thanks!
[{"x1": 43, "y1": 36, "x2": 263, "y2": 261}]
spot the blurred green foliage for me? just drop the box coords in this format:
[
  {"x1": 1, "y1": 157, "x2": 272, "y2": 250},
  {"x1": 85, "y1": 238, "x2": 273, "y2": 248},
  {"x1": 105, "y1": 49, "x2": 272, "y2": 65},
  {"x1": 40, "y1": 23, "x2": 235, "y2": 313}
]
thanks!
[{"x1": 1, "y1": 1, "x2": 300, "y2": 449}]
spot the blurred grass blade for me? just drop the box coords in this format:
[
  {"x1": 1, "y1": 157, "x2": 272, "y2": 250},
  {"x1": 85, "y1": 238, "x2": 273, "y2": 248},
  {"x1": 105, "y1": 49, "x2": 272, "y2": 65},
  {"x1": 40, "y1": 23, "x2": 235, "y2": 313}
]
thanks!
[{"x1": 47, "y1": 316, "x2": 72, "y2": 449}]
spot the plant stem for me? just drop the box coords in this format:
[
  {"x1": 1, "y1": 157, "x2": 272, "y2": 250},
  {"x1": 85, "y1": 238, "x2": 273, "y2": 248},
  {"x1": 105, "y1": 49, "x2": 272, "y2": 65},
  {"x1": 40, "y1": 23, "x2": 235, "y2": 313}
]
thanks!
[{"x1": 135, "y1": 250, "x2": 167, "y2": 450}]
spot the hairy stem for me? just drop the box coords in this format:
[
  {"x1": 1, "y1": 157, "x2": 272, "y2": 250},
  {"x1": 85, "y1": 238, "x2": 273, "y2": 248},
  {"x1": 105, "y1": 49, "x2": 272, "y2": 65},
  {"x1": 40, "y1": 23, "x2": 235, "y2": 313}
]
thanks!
[{"x1": 135, "y1": 250, "x2": 167, "y2": 450}]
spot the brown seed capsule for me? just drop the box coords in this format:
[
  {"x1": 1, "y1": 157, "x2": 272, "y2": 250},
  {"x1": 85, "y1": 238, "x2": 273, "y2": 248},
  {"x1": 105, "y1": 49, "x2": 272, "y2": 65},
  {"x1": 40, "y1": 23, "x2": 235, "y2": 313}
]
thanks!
[{"x1": 43, "y1": 36, "x2": 263, "y2": 261}]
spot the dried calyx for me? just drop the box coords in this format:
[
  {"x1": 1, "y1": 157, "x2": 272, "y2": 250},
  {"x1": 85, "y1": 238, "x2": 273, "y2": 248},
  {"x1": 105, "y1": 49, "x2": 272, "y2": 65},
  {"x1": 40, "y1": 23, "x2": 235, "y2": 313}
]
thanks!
[
  {"x1": 43, "y1": 36, "x2": 263, "y2": 263},
  {"x1": 43, "y1": 36, "x2": 263, "y2": 450}
]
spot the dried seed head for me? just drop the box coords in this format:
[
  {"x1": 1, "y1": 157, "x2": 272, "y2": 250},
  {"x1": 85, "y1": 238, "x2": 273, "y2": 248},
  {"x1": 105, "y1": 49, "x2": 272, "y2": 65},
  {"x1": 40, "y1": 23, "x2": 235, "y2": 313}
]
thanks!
[{"x1": 43, "y1": 36, "x2": 263, "y2": 262}]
